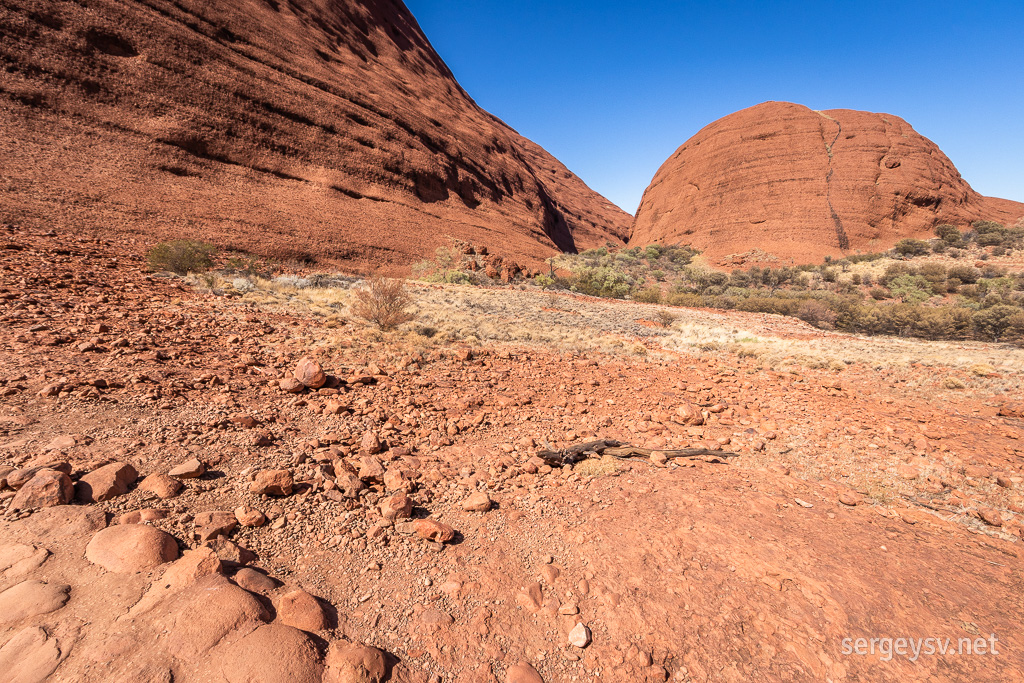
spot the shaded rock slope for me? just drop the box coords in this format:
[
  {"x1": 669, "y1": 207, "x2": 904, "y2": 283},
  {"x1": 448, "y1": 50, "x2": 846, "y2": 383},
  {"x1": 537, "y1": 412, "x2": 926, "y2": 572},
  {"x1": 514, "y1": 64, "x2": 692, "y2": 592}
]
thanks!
[
  {"x1": 631, "y1": 101, "x2": 1024, "y2": 265},
  {"x1": 0, "y1": 0, "x2": 630, "y2": 268}
]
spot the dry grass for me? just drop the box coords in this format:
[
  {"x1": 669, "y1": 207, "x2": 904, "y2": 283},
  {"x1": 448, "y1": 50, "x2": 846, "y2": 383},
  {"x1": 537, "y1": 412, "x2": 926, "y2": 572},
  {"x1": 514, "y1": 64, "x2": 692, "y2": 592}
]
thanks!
[
  {"x1": 573, "y1": 455, "x2": 623, "y2": 477},
  {"x1": 202, "y1": 272, "x2": 1024, "y2": 390}
]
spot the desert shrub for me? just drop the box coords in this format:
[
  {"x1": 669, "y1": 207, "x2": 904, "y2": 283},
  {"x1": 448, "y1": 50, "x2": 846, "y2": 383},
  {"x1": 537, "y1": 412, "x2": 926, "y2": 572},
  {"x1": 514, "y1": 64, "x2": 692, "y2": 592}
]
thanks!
[
  {"x1": 351, "y1": 277, "x2": 415, "y2": 330},
  {"x1": 972, "y1": 304, "x2": 1020, "y2": 342},
  {"x1": 147, "y1": 239, "x2": 215, "y2": 274},
  {"x1": 533, "y1": 274, "x2": 555, "y2": 289},
  {"x1": 634, "y1": 287, "x2": 662, "y2": 304},
  {"x1": 880, "y1": 263, "x2": 914, "y2": 286},
  {"x1": 973, "y1": 220, "x2": 1005, "y2": 235},
  {"x1": 563, "y1": 266, "x2": 634, "y2": 298},
  {"x1": 889, "y1": 274, "x2": 931, "y2": 304},
  {"x1": 796, "y1": 299, "x2": 838, "y2": 328},
  {"x1": 870, "y1": 287, "x2": 889, "y2": 300},
  {"x1": 935, "y1": 224, "x2": 963, "y2": 244},
  {"x1": 977, "y1": 233, "x2": 1005, "y2": 247},
  {"x1": 655, "y1": 310, "x2": 677, "y2": 327},
  {"x1": 893, "y1": 239, "x2": 931, "y2": 257},
  {"x1": 947, "y1": 265, "x2": 981, "y2": 284},
  {"x1": 665, "y1": 292, "x2": 703, "y2": 308}
]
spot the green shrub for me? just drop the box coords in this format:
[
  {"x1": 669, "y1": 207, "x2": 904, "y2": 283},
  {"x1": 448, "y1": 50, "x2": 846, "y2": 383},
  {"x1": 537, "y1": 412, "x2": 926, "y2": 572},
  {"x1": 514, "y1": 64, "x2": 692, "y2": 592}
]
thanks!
[
  {"x1": 935, "y1": 224, "x2": 963, "y2": 244},
  {"x1": 973, "y1": 304, "x2": 1020, "y2": 342},
  {"x1": 633, "y1": 287, "x2": 662, "y2": 304},
  {"x1": 147, "y1": 239, "x2": 216, "y2": 275},
  {"x1": 893, "y1": 238, "x2": 931, "y2": 257}
]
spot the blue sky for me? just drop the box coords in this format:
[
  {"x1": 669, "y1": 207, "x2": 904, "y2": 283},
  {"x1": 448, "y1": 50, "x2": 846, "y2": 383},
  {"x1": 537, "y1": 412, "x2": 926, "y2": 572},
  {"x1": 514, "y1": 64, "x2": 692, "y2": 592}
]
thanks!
[{"x1": 404, "y1": 0, "x2": 1024, "y2": 215}]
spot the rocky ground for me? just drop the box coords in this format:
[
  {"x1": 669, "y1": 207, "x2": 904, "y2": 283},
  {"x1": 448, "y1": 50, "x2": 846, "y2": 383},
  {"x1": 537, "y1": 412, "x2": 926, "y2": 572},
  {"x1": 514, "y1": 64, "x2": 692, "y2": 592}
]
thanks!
[{"x1": 3, "y1": 223, "x2": 1024, "y2": 682}]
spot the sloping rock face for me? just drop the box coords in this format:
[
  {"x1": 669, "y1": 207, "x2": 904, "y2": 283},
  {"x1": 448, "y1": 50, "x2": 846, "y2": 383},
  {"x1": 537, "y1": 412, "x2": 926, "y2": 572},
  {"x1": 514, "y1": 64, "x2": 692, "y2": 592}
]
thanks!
[
  {"x1": 631, "y1": 101, "x2": 1024, "y2": 265},
  {"x1": 0, "y1": 0, "x2": 629, "y2": 268}
]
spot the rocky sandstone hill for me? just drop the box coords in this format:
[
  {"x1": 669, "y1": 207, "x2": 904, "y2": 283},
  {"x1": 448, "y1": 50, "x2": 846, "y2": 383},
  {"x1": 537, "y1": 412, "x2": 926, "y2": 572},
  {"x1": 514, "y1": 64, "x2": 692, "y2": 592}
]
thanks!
[
  {"x1": 0, "y1": 0, "x2": 630, "y2": 269},
  {"x1": 631, "y1": 101, "x2": 1024, "y2": 265}
]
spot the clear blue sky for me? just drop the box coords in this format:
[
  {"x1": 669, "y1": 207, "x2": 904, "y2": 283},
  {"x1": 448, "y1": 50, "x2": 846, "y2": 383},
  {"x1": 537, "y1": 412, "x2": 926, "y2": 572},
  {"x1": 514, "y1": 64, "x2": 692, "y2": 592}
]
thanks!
[{"x1": 404, "y1": 0, "x2": 1024, "y2": 215}]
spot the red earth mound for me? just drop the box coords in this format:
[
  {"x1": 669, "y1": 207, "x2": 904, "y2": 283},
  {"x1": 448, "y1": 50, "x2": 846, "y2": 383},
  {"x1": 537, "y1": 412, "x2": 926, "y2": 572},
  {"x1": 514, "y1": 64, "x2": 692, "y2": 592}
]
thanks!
[
  {"x1": 0, "y1": 0, "x2": 630, "y2": 270},
  {"x1": 630, "y1": 101, "x2": 1024, "y2": 265}
]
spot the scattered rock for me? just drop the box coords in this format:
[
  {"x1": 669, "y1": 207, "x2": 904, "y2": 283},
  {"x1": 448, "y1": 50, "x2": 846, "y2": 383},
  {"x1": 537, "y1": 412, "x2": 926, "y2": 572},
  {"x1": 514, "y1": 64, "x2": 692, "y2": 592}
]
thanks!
[
  {"x1": 413, "y1": 518, "x2": 455, "y2": 543},
  {"x1": 324, "y1": 641, "x2": 387, "y2": 683},
  {"x1": 280, "y1": 377, "x2": 305, "y2": 394},
  {"x1": 294, "y1": 357, "x2": 327, "y2": 389},
  {"x1": 168, "y1": 459, "x2": 206, "y2": 479},
  {"x1": 506, "y1": 662, "x2": 543, "y2": 683},
  {"x1": 137, "y1": 473, "x2": 183, "y2": 499},
  {"x1": 116, "y1": 508, "x2": 168, "y2": 525},
  {"x1": 277, "y1": 588, "x2": 328, "y2": 632},
  {"x1": 461, "y1": 491, "x2": 492, "y2": 512},
  {"x1": 838, "y1": 491, "x2": 864, "y2": 506},
  {"x1": 9, "y1": 469, "x2": 73, "y2": 510},
  {"x1": 251, "y1": 470, "x2": 294, "y2": 496},
  {"x1": 194, "y1": 511, "x2": 238, "y2": 541},
  {"x1": 76, "y1": 461, "x2": 138, "y2": 503},
  {"x1": 232, "y1": 568, "x2": 279, "y2": 593},
  {"x1": 568, "y1": 622, "x2": 591, "y2": 648},
  {"x1": 234, "y1": 505, "x2": 267, "y2": 527}
]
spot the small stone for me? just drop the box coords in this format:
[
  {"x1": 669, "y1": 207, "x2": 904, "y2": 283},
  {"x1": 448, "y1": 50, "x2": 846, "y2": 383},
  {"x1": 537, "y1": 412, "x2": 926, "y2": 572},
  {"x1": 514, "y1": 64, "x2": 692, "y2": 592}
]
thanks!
[
  {"x1": 838, "y1": 491, "x2": 864, "y2": 506},
  {"x1": 461, "y1": 491, "x2": 492, "y2": 512},
  {"x1": 168, "y1": 458, "x2": 206, "y2": 479},
  {"x1": 277, "y1": 589, "x2": 328, "y2": 632},
  {"x1": 203, "y1": 537, "x2": 256, "y2": 566},
  {"x1": 194, "y1": 511, "x2": 238, "y2": 541},
  {"x1": 794, "y1": 498, "x2": 813, "y2": 508},
  {"x1": 76, "y1": 461, "x2": 138, "y2": 503},
  {"x1": 116, "y1": 508, "x2": 169, "y2": 525},
  {"x1": 381, "y1": 492, "x2": 414, "y2": 522},
  {"x1": 233, "y1": 568, "x2": 279, "y2": 593},
  {"x1": 978, "y1": 508, "x2": 1005, "y2": 527},
  {"x1": 294, "y1": 357, "x2": 327, "y2": 389},
  {"x1": 361, "y1": 431, "x2": 384, "y2": 455},
  {"x1": 279, "y1": 377, "x2": 305, "y2": 394},
  {"x1": 9, "y1": 470, "x2": 73, "y2": 510},
  {"x1": 251, "y1": 469, "x2": 294, "y2": 496},
  {"x1": 358, "y1": 456, "x2": 385, "y2": 483},
  {"x1": 137, "y1": 473, "x2": 183, "y2": 499},
  {"x1": 234, "y1": 505, "x2": 266, "y2": 527},
  {"x1": 324, "y1": 641, "x2": 387, "y2": 683},
  {"x1": 413, "y1": 518, "x2": 455, "y2": 543},
  {"x1": 230, "y1": 414, "x2": 258, "y2": 429},
  {"x1": 505, "y1": 662, "x2": 543, "y2": 683},
  {"x1": 568, "y1": 622, "x2": 592, "y2": 648}
]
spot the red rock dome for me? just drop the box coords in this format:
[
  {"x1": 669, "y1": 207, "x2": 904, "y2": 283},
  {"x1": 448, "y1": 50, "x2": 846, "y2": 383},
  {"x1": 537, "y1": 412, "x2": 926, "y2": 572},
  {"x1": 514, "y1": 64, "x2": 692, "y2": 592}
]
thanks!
[
  {"x1": 630, "y1": 101, "x2": 1024, "y2": 265},
  {"x1": 0, "y1": 0, "x2": 630, "y2": 268}
]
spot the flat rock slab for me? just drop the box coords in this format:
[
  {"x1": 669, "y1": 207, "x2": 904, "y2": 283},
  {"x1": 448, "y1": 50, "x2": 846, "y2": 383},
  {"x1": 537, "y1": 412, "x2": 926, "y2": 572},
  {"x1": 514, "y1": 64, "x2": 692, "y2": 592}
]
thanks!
[
  {"x1": 0, "y1": 580, "x2": 70, "y2": 625},
  {"x1": 85, "y1": 525, "x2": 179, "y2": 573},
  {"x1": 0, "y1": 544, "x2": 50, "y2": 586},
  {"x1": 0, "y1": 627, "x2": 62, "y2": 683}
]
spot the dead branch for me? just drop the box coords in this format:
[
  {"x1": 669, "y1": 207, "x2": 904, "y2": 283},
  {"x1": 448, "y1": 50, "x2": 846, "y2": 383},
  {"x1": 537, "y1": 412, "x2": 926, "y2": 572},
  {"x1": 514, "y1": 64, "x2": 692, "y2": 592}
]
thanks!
[{"x1": 535, "y1": 439, "x2": 739, "y2": 467}]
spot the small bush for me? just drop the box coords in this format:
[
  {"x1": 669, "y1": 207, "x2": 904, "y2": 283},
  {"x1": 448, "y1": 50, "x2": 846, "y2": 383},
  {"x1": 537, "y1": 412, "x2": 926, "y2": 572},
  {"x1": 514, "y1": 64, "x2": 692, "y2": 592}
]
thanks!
[
  {"x1": 893, "y1": 238, "x2": 931, "y2": 257},
  {"x1": 352, "y1": 277, "x2": 415, "y2": 331},
  {"x1": 654, "y1": 310, "x2": 677, "y2": 328},
  {"x1": 934, "y1": 224, "x2": 963, "y2": 244},
  {"x1": 796, "y1": 299, "x2": 838, "y2": 329},
  {"x1": 634, "y1": 287, "x2": 662, "y2": 304},
  {"x1": 147, "y1": 239, "x2": 215, "y2": 274}
]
